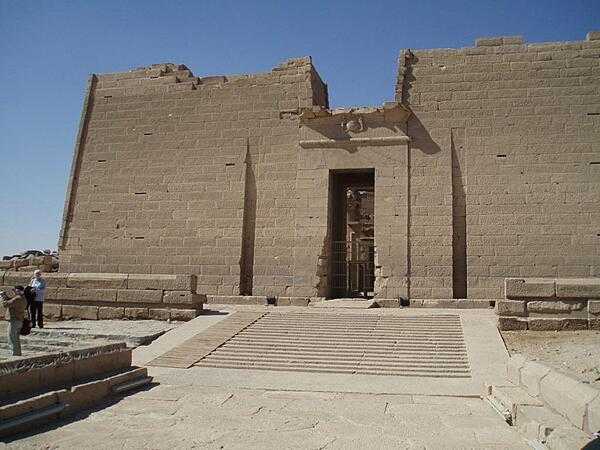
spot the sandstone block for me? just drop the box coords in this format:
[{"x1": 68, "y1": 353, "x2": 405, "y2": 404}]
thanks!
[
  {"x1": 475, "y1": 37, "x2": 503, "y2": 47},
  {"x1": 505, "y1": 278, "x2": 555, "y2": 299},
  {"x1": 277, "y1": 297, "x2": 311, "y2": 307},
  {"x1": 62, "y1": 305, "x2": 99, "y2": 320},
  {"x1": 162, "y1": 290, "x2": 205, "y2": 305},
  {"x1": 57, "y1": 288, "x2": 117, "y2": 303},
  {"x1": 43, "y1": 303, "x2": 62, "y2": 320},
  {"x1": 528, "y1": 318, "x2": 588, "y2": 331},
  {"x1": 3, "y1": 271, "x2": 34, "y2": 287},
  {"x1": 206, "y1": 295, "x2": 267, "y2": 305},
  {"x1": 169, "y1": 308, "x2": 199, "y2": 321},
  {"x1": 127, "y1": 274, "x2": 197, "y2": 292},
  {"x1": 589, "y1": 301, "x2": 600, "y2": 315},
  {"x1": 496, "y1": 300, "x2": 526, "y2": 316},
  {"x1": 0, "y1": 392, "x2": 59, "y2": 420},
  {"x1": 546, "y1": 426, "x2": 596, "y2": 450},
  {"x1": 117, "y1": 289, "x2": 162, "y2": 304},
  {"x1": 586, "y1": 394, "x2": 600, "y2": 434},
  {"x1": 498, "y1": 317, "x2": 527, "y2": 330},
  {"x1": 124, "y1": 307, "x2": 149, "y2": 319},
  {"x1": 43, "y1": 273, "x2": 69, "y2": 287},
  {"x1": 67, "y1": 273, "x2": 128, "y2": 289},
  {"x1": 506, "y1": 354, "x2": 526, "y2": 385},
  {"x1": 149, "y1": 308, "x2": 171, "y2": 321},
  {"x1": 556, "y1": 278, "x2": 600, "y2": 299},
  {"x1": 527, "y1": 300, "x2": 586, "y2": 314},
  {"x1": 520, "y1": 360, "x2": 551, "y2": 397},
  {"x1": 540, "y1": 371, "x2": 599, "y2": 430},
  {"x1": 98, "y1": 306, "x2": 125, "y2": 319}
]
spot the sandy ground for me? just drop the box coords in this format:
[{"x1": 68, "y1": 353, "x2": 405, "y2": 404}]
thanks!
[{"x1": 502, "y1": 330, "x2": 600, "y2": 385}]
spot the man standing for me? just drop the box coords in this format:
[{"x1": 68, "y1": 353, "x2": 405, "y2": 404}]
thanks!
[
  {"x1": 29, "y1": 269, "x2": 46, "y2": 328},
  {"x1": 1, "y1": 286, "x2": 27, "y2": 356}
]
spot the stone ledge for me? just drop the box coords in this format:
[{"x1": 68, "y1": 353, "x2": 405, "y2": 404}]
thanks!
[
  {"x1": 505, "y1": 278, "x2": 555, "y2": 299},
  {"x1": 475, "y1": 36, "x2": 524, "y2": 47}
]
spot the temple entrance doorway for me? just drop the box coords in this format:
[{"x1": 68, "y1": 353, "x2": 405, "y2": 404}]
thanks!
[{"x1": 329, "y1": 169, "x2": 375, "y2": 299}]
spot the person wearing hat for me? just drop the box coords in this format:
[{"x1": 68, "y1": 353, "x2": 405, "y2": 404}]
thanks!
[
  {"x1": 29, "y1": 270, "x2": 47, "y2": 328},
  {"x1": 1, "y1": 286, "x2": 27, "y2": 356}
]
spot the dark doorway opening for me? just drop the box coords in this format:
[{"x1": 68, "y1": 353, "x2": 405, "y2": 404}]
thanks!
[{"x1": 328, "y1": 169, "x2": 375, "y2": 298}]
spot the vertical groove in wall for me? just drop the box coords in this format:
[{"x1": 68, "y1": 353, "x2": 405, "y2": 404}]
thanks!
[
  {"x1": 239, "y1": 140, "x2": 257, "y2": 295},
  {"x1": 451, "y1": 128, "x2": 467, "y2": 299},
  {"x1": 406, "y1": 144, "x2": 412, "y2": 299},
  {"x1": 58, "y1": 74, "x2": 97, "y2": 251}
]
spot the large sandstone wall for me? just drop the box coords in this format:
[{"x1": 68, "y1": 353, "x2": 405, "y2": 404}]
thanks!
[
  {"x1": 60, "y1": 58, "x2": 327, "y2": 297},
  {"x1": 401, "y1": 32, "x2": 600, "y2": 298}
]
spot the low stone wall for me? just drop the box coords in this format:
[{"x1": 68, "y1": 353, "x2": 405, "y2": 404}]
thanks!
[
  {"x1": 0, "y1": 272, "x2": 205, "y2": 321},
  {"x1": 0, "y1": 343, "x2": 131, "y2": 398},
  {"x1": 497, "y1": 278, "x2": 600, "y2": 330}
]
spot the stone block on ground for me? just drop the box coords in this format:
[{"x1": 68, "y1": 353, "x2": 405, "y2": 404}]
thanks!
[
  {"x1": 149, "y1": 308, "x2": 171, "y2": 321},
  {"x1": 98, "y1": 306, "x2": 125, "y2": 319},
  {"x1": 124, "y1": 307, "x2": 149, "y2": 320},
  {"x1": 527, "y1": 318, "x2": 588, "y2": 331},
  {"x1": 169, "y1": 309, "x2": 200, "y2": 321},
  {"x1": 498, "y1": 317, "x2": 528, "y2": 330},
  {"x1": 62, "y1": 305, "x2": 99, "y2": 320},
  {"x1": 505, "y1": 278, "x2": 555, "y2": 299},
  {"x1": 43, "y1": 303, "x2": 62, "y2": 320},
  {"x1": 66, "y1": 273, "x2": 128, "y2": 289},
  {"x1": 519, "y1": 360, "x2": 552, "y2": 397},
  {"x1": 527, "y1": 300, "x2": 587, "y2": 316},
  {"x1": 545, "y1": 426, "x2": 596, "y2": 450},
  {"x1": 539, "y1": 370, "x2": 599, "y2": 430},
  {"x1": 117, "y1": 289, "x2": 163, "y2": 304},
  {"x1": 496, "y1": 300, "x2": 526, "y2": 316},
  {"x1": 556, "y1": 278, "x2": 600, "y2": 299}
]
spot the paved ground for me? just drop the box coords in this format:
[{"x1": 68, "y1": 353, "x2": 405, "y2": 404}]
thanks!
[
  {"x1": 503, "y1": 329, "x2": 600, "y2": 385},
  {"x1": 4, "y1": 307, "x2": 531, "y2": 449}
]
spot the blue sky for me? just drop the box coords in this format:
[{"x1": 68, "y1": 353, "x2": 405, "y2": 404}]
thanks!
[{"x1": 0, "y1": 0, "x2": 598, "y2": 257}]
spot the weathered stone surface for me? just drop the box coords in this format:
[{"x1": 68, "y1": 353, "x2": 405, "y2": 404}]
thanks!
[
  {"x1": 117, "y1": 289, "x2": 162, "y2": 304},
  {"x1": 587, "y1": 31, "x2": 600, "y2": 41},
  {"x1": 527, "y1": 300, "x2": 586, "y2": 314},
  {"x1": 590, "y1": 319, "x2": 600, "y2": 330},
  {"x1": 498, "y1": 317, "x2": 528, "y2": 330},
  {"x1": 506, "y1": 354, "x2": 526, "y2": 385},
  {"x1": 496, "y1": 300, "x2": 526, "y2": 316},
  {"x1": 67, "y1": 273, "x2": 128, "y2": 289},
  {"x1": 527, "y1": 318, "x2": 588, "y2": 331},
  {"x1": 169, "y1": 308, "x2": 199, "y2": 321},
  {"x1": 57, "y1": 288, "x2": 118, "y2": 303},
  {"x1": 519, "y1": 360, "x2": 551, "y2": 397},
  {"x1": 556, "y1": 278, "x2": 600, "y2": 299},
  {"x1": 43, "y1": 303, "x2": 62, "y2": 320},
  {"x1": 98, "y1": 306, "x2": 125, "y2": 319},
  {"x1": 127, "y1": 274, "x2": 197, "y2": 292},
  {"x1": 206, "y1": 295, "x2": 267, "y2": 305},
  {"x1": 3, "y1": 271, "x2": 34, "y2": 286},
  {"x1": 162, "y1": 291, "x2": 205, "y2": 305},
  {"x1": 586, "y1": 394, "x2": 600, "y2": 435},
  {"x1": 505, "y1": 278, "x2": 555, "y2": 299},
  {"x1": 149, "y1": 308, "x2": 171, "y2": 321},
  {"x1": 589, "y1": 301, "x2": 600, "y2": 315},
  {"x1": 62, "y1": 305, "x2": 99, "y2": 320},
  {"x1": 545, "y1": 426, "x2": 594, "y2": 450},
  {"x1": 124, "y1": 307, "x2": 149, "y2": 320},
  {"x1": 539, "y1": 371, "x2": 599, "y2": 429}
]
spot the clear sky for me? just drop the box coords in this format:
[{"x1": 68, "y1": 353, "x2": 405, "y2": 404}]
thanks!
[{"x1": 0, "y1": 0, "x2": 598, "y2": 257}]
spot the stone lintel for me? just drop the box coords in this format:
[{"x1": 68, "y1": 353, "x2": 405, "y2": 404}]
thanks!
[{"x1": 299, "y1": 135, "x2": 410, "y2": 148}]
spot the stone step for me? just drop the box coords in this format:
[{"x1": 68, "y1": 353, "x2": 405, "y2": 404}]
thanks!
[
  {"x1": 214, "y1": 348, "x2": 469, "y2": 361},
  {"x1": 309, "y1": 299, "x2": 378, "y2": 308},
  {"x1": 195, "y1": 360, "x2": 471, "y2": 377},
  {"x1": 487, "y1": 385, "x2": 544, "y2": 420},
  {"x1": 219, "y1": 343, "x2": 468, "y2": 357}
]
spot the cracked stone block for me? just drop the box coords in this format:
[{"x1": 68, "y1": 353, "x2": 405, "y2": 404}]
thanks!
[
  {"x1": 527, "y1": 300, "x2": 586, "y2": 315},
  {"x1": 545, "y1": 425, "x2": 595, "y2": 450},
  {"x1": 149, "y1": 308, "x2": 171, "y2": 321},
  {"x1": 98, "y1": 306, "x2": 125, "y2": 319},
  {"x1": 124, "y1": 307, "x2": 149, "y2": 320},
  {"x1": 527, "y1": 318, "x2": 588, "y2": 331},
  {"x1": 519, "y1": 360, "x2": 551, "y2": 397},
  {"x1": 506, "y1": 354, "x2": 527, "y2": 385}
]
